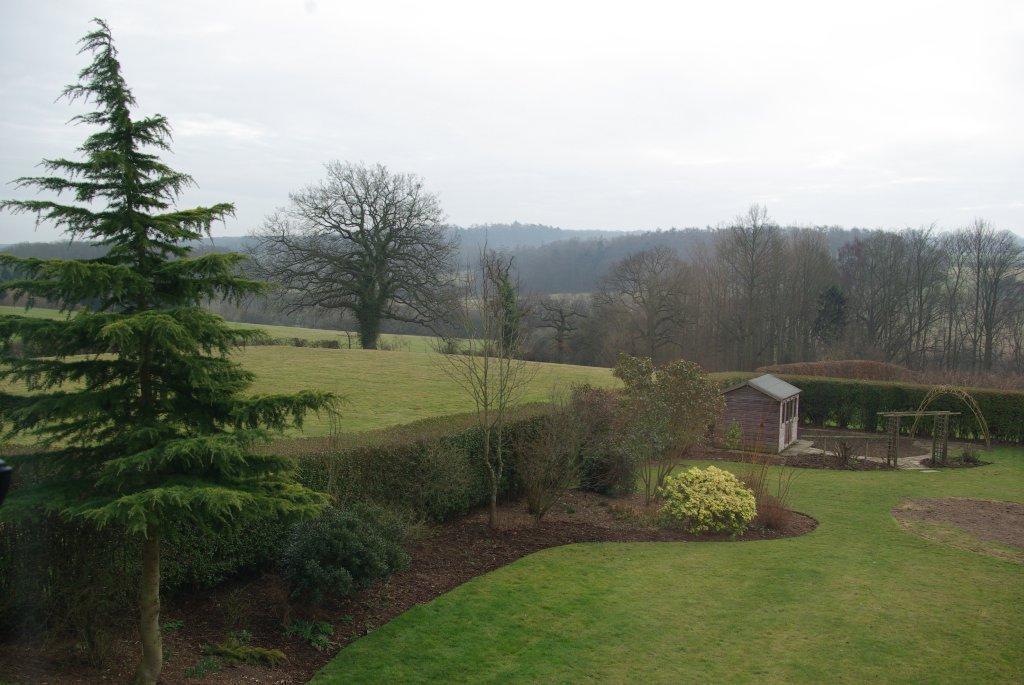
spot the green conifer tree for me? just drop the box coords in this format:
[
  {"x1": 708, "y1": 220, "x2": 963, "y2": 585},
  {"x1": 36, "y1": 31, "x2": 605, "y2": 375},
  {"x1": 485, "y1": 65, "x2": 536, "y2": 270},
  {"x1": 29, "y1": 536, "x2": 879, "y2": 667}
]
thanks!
[{"x1": 0, "y1": 20, "x2": 333, "y2": 684}]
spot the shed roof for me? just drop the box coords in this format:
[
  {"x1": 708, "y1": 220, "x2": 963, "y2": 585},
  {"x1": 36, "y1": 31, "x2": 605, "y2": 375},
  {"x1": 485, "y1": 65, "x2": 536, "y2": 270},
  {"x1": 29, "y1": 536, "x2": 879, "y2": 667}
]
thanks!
[{"x1": 723, "y1": 373, "x2": 800, "y2": 401}]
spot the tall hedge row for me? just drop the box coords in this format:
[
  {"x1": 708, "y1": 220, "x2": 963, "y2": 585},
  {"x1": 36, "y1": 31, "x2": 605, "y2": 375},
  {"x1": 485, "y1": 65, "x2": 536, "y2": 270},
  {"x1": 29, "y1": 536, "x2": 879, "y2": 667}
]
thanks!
[
  {"x1": 783, "y1": 375, "x2": 1024, "y2": 443},
  {"x1": 0, "y1": 406, "x2": 550, "y2": 642},
  {"x1": 296, "y1": 406, "x2": 548, "y2": 521}
]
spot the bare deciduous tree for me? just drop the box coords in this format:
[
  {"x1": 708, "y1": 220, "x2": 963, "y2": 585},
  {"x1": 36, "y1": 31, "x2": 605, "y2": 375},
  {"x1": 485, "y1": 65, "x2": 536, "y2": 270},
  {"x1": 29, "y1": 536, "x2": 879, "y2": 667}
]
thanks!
[
  {"x1": 595, "y1": 246, "x2": 690, "y2": 362},
  {"x1": 436, "y1": 251, "x2": 535, "y2": 528},
  {"x1": 963, "y1": 219, "x2": 1023, "y2": 370},
  {"x1": 715, "y1": 205, "x2": 784, "y2": 369},
  {"x1": 250, "y1": 161, "x2": 456, "y2": 349},
  {"x1": 534, "y1": 295, "x2": 588, "y2": 360}
]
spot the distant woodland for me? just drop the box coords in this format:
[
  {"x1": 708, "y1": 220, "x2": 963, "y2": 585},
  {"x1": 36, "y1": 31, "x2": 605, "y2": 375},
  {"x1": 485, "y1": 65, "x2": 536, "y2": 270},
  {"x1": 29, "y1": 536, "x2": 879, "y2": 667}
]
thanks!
[{"x1": 3, "y1": 212, "x2": 1022, "y2": 374}]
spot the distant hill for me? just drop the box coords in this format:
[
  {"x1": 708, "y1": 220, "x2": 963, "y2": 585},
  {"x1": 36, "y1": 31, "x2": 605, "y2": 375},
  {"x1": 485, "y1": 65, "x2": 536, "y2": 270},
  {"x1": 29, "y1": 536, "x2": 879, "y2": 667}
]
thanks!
[
  {"x1": 0, "y1": 236, "x2": 252, "y2": 260},
  {"x1": 0, "y1": 223, "x2": 872, "y2": 297},
  {"x1": 450, "y1": 222, "x2": 628, "y2": 253}
]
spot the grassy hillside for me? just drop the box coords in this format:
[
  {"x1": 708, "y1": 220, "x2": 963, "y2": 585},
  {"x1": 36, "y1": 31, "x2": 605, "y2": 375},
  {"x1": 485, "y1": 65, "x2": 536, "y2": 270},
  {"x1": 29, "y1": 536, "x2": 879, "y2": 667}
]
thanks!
[
  {"x1": 240, "y1": 346, "x2": 616, "y2": 434},
  {"x1": 0, "y1": 317, "x2": 617, "y2": 435}
]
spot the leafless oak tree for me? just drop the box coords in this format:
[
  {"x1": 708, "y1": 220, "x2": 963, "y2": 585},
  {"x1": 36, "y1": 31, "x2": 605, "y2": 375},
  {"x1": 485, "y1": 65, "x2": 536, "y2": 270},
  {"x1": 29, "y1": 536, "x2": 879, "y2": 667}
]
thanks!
[
  {"x1": 594, "y1": 245, "x2": 689, "y2": 362},
  {"x1": 250, "y1": 161, "x2": 456, "y2": 349},
  {"x1": 534, "y1": 295, "x2": 588, "y2": 360}
]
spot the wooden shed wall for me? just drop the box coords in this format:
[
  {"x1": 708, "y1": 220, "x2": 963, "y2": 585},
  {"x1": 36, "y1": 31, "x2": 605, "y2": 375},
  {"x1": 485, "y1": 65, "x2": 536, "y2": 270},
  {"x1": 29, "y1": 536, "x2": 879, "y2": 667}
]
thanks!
[{"x1": 718, "y1": 385, "x2": 780, "y2": 452}]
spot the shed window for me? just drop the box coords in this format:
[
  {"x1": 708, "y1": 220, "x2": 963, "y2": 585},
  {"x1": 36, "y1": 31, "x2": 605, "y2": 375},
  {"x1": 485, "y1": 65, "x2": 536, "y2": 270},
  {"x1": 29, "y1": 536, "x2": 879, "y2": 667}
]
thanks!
[{"x1": 782, "y1": 398, "x2": 796, "y2": 421}]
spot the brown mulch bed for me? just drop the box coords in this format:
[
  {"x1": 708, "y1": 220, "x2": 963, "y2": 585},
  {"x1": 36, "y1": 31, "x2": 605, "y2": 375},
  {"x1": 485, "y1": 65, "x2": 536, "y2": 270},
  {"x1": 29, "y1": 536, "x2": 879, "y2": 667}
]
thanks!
[
  {"x1": 696, "y1": 446, "x2": 893, "y2": 470},
  {"x1": 919, "y1": 458, "x2": 991, "y2": 469},
  {"x1": 892, "y1": 498, "x2": 1024, "y2": 551},
  {"x1": 0, "y1": 491, "x2": 816, "y2": 685}
]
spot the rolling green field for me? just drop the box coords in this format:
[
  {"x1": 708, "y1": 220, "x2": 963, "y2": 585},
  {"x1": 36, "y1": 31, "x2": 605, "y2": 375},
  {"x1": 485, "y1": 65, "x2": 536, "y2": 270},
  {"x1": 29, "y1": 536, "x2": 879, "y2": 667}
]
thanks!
[
  {"x1": 314, "y1": 450, "x2": 1024, "y2": 683},
  {"x1": 239, "y1": 346, "x2": 615, "y2": 434},
  {"x1": 0, "y1": 306, "x2": 618, "y2": 434}
]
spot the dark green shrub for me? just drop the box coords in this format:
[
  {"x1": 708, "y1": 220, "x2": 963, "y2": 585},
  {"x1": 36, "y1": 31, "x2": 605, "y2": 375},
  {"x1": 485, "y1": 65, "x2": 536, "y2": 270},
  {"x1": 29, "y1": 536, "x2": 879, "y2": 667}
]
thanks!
[
  {"x1": 279, "y1": 503, "x2": 409, "y2": 604},
  {"x1": 284, "y1": 619, "x2": 335, "y2": 651},
  {"x1": 162, "y1": 516, "x2": 287, "y2": 591}
]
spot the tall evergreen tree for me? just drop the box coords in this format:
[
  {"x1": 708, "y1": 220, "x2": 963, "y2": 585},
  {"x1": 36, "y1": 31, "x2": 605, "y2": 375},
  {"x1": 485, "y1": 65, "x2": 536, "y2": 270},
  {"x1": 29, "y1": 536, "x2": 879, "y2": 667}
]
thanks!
[{"x1": 0, "y1": 20, "x2": 333, "y2": 684}]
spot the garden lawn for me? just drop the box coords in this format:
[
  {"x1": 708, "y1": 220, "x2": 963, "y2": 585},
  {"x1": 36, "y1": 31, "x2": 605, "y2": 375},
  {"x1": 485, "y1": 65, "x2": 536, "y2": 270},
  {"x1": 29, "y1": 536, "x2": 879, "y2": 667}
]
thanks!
[
  {"x1": 313, "y1": 449, "x2": 1024, "y2": 683},
  {"x1": 238, "y1": 346, "x2": 616, "y2": 434}
]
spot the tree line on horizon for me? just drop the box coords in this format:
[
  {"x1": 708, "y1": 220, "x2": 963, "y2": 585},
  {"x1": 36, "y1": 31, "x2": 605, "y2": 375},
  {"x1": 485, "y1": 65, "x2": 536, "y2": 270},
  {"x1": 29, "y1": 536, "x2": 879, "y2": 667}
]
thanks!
[
  {"x1": 5, "y1": 211, "x2": 1022, "y2": 375},
  {"x1": 527, "y1": 207, "x2": 1024, "y2": 376}
]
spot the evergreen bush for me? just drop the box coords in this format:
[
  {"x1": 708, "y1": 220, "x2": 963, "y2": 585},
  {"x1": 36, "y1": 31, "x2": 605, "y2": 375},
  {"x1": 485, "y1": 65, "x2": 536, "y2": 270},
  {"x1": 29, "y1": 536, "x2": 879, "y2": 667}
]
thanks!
[{"x1": 279, "y1": 503, "x2": 409, "y2": 605}]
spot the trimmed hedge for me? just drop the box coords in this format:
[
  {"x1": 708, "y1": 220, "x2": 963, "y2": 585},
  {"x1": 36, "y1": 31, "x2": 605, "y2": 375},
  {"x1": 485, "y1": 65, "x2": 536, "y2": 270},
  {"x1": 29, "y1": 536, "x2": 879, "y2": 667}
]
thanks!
[
  {"x1": 781, "y1": 375, "x2": 1024, "y2": 443},
  {"x1": 296, "y1": 405, "x2": 550, "y2": 522}
]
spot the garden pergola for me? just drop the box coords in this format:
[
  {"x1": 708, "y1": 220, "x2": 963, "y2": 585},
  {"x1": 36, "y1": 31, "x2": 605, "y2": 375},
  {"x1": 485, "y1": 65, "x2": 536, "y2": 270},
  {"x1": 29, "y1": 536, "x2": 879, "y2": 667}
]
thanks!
[{"x1": 877, "y1": 411, "x2": 960, "y2": 467}]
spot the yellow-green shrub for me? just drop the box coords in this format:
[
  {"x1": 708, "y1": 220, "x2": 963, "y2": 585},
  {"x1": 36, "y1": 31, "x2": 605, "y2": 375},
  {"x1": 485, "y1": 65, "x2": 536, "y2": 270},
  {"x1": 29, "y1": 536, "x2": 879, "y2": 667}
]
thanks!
[{"x1": 659, "y1": 466, "x2": 756, "y2": 535}]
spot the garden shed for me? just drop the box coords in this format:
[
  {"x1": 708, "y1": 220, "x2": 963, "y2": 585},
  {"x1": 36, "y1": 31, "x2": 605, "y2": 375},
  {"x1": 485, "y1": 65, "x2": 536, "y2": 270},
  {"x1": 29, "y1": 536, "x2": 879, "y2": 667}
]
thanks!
[{"x1": 719, "y1": 374, "x2": 801, "y2": 453}]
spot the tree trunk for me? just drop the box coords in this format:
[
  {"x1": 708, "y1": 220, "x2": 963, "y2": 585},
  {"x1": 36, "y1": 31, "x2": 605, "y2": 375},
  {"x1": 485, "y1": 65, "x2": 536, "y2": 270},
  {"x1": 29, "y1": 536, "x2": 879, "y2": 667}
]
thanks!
[
  {"x1": 488, "y1": 483, "x2": 498, "y2": 529},
  {"x1": 356, "y1": 305, "x2": 382, "y2": 350},
  {"x1": 133, "y1": 527, "x2": 162, "y2": 685},
  {"x1": 483, "y1": 427, "x2": 498, "y2": 528}
]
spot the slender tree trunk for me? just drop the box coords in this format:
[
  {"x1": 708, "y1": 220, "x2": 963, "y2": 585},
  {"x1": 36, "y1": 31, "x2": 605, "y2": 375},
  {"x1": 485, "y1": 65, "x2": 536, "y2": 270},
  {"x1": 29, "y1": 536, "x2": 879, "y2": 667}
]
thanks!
[
  {"x1": 482, "y1": 425, "x2": 497, "y2": 528},
  {"x1": 488, "y1": 477, "x2": 498, "y2": 528},
  {"x1": 134, "y1": 527, "x2": 162, "y2": 685}
]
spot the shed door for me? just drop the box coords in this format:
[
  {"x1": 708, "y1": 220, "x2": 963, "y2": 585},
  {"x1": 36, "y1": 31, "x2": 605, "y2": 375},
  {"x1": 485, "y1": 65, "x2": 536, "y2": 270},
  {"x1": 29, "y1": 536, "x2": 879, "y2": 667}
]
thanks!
[{"x1": 779, "y1": 396, "x2": 799, "y2": 450}]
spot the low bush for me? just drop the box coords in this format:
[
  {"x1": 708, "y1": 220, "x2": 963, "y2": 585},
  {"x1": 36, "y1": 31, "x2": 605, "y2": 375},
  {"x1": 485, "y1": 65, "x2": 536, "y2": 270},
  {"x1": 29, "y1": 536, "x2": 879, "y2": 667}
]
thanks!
[
  {"x1": 278, "y1": 502, "x2": 410, "y2": 605},
  {"x1": 722, "y1": 420, "x2": 743, "y2": 451},
  {"x1": 569, "y1": 385, "x2": 635, "y2": 496},
  {"x1": 740, "y1": 455, "x2": 797, "y2": 531},
  {"x1": 659, "y1": 466, "x2": 756, "y2": 536},
  {"x1": 203, "y1": 632, "x2": 286, "y2": 667},
  {"x1": 958, "y1": 449, "x2": 983, "y2": 465},
  {"x1": 184, "y1": 655, "x2": 221, "y2": 679},
  {"x1": 284, "y1": 619, "x2": 335, "y2": 651}
]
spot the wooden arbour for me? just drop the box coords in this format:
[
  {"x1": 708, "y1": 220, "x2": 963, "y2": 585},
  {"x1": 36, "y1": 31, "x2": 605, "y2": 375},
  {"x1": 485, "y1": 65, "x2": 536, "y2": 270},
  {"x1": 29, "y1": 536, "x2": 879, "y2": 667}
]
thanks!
[{"x1": 877, "y1": 411, "x2": 960, "y2": 467}]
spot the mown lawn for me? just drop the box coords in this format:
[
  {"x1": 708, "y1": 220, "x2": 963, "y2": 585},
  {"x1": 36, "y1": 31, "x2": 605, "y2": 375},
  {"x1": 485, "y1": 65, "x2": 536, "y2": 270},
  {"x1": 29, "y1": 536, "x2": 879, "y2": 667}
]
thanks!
[{"x1": 313, "y1": 450, "x2": 1024, "y2": 683}]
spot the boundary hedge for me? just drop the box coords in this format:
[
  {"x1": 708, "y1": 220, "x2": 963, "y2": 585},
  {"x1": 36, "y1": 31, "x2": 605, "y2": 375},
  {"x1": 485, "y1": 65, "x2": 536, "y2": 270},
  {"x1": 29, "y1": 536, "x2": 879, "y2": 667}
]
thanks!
[
  {"x1": 294, "y1": 404, "x2": 550, "y2": 522},
  {"x1": 754, "y1": 374, "x2": 1024, "y2": 444},
  {"x1": 0, "y1": 404, "x2": 553, "y2": 642}
]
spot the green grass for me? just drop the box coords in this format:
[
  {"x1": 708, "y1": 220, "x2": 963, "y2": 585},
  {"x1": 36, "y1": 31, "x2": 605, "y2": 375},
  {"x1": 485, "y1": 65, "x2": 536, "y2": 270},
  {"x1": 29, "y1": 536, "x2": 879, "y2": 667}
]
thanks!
[
  {"x1": 1, "y1": 306, "x2": 617, "y2": 435},
  {"x1": 239, "y1": 346, "x2": 615, "y2": 434},
  {"x1": 313, "y1": 450, "x2": 1024, "y2": 683}
]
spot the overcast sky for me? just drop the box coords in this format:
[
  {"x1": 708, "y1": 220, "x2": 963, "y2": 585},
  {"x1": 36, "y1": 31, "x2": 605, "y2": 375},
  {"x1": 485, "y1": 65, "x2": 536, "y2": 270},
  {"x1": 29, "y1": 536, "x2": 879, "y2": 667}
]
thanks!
[{"x1": 1, "y1": 0, "x2": 1022, "y2": 242}]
